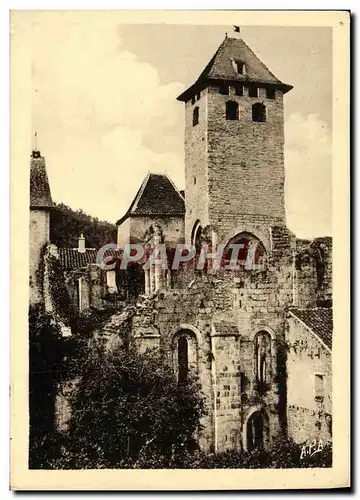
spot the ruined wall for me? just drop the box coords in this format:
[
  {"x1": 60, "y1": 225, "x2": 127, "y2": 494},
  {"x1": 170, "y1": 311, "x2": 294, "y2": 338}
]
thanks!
[
  {"x1": 286, "y1": 315, "x2": 332, "y2": 444},
  {"x1": 295, "y1": 237, "x2": 333, "y2": 308},
  {"x1": 65, "y1": 264, "x2": 120, "y2": 313},
  {"x1": 117, "y1": 249, "x2": 295, "y2": 453}
]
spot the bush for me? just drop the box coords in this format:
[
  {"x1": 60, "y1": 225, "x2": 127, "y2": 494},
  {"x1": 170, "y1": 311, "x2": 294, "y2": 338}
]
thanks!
[{"x1": 43, "y1": 345, "x2": 206, "y2": 469}]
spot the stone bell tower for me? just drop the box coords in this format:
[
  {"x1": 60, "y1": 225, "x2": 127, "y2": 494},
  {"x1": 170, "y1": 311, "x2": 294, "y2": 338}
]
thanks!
[{"x1": 177, "y1": 36, "x2": 293, "y2": 245}]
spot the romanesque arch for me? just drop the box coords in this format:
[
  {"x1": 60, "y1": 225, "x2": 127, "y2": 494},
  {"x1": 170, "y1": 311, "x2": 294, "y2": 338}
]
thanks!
[
  {"x1": 191, "y1": 220, "x2": 203, "y2": 253},
  {"x1": 171, "y1": 324, "x2": 200, "y2": 381},
  {"x1": 222, "y1": 231, "x2": 267, "y2": 271}
]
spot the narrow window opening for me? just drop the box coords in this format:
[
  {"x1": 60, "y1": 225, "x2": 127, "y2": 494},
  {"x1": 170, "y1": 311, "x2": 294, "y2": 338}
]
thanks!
[
  {"x1": 193, "y1": 106, "x2": 199, "y2": 126},
  {"x1": 255, "y1": 332, "x2": 271, "y2": 384},
  {"x1": 314, "y1": 374, "x2": 324, "y2": 402},
  {"x1": 235, "y1": 84, "x2": 243, "y2": 96},
  {"x1": 196, "y1": 92, "x2": 201, "y2": 100},
  {"x1": 252, "y1": 103, "x2": 266, "y2": 122},
  {"x1": 266, "y1": 87, "x2": 276, "y2": 99},
  {"x1": 194, "y1": 177, "x2": 197, "y2": 185},
  {"x1": 191, "y1": 95, "x2": 196, "y2": 105},
  {"x1": 178, "y1": 336, "x2": 188, "y2": 382},
  {"x1": 226, "y1": 101, "x2": 239, "y2": 121},
  {"x1": 248, "y1": 85, "x2": 258, "y2": 98},
  {"x1": 219, "y1": 84, "x2": 229, "y2": 95}
]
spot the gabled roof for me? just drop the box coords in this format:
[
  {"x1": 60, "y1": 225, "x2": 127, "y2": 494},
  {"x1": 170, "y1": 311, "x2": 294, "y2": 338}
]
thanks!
[
  {"x1": 116, "y1": 173, "x2": 185, "y2": 226},
  {"x1": 177, "y1": 36, "x2": 292, "y2": 102},
  {"x1": 30, "y1": 150, "x2": 53, "y2": 209},
  {"x1": 289, "y1": 308, "x2": 333, "y2": 351}
]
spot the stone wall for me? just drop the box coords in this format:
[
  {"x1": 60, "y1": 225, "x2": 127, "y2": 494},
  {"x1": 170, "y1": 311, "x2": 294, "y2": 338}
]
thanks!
[
  {"x1": 102, "y1": 247, "x2": 296, "y2": 453},
  {"x1": 117, "y1": 215, "x2": 184, "y2": 247},
  {"x1": 295, "y1": 237, "x2": 333, "y2": 307},
  {"x1": 286, "y1": 314, "x2": 332, "y2": 444},
  {"x1": 29, "y1": 209, "x2": 50, "y2": 304},
  {"x1": 184, "y1": 89, "x2": 210, "y2": 242}
]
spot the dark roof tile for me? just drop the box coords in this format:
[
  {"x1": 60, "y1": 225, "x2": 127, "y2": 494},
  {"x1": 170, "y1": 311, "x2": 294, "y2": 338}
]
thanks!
[
  {"x1": 58, "y1": 248, "x2": 98, "y2": 271},
  {"x1": 116, "y1": 173, "x2": 185, "y2": 225},
  {"x1": 290, "y1": 308, "x2": 333, "y2": 350},
  {"x1": 177, "y1": 37, "x2": 292, "y2": 102},
  {"x1": 30, "y1": 151, "x2": 53, "y2": 209}
]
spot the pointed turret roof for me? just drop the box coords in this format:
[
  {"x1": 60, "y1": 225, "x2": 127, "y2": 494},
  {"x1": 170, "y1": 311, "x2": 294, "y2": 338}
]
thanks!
[
  {"x1": 116, "y1": 173, "x2": 185, "y2": 226},
  {"x1": 177, "y1": 37, "x2": 292, "y2": 102},
  {"x1": 30, "y1": 150, "x2": 53, "y2": 209}
]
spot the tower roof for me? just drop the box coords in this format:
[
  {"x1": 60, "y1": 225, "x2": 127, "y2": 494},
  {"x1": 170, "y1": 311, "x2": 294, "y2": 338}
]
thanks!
[
  {"x1": 177, "y1": 37, "x2": 293, "y2": 102},
  {"x1": 30, "y1": 150, "x2": 53, "y2": 209},
  {"x1": 116, "y1": 172, "x2": 185, "y2": 226}
]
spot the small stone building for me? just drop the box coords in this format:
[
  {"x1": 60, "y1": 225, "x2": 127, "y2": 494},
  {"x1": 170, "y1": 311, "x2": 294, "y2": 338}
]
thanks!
[{"x1": 286, "y1": 308, "x2": 332, "y2": 444}]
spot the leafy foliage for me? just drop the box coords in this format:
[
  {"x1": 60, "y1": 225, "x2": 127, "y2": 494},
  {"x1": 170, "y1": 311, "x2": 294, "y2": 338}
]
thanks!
[
  {"x1": 63, "y1": 346, "x2": 206, "y2": 468},
  {"x1": 32, "y1": 345, "x2": 206, "y2": 469},
  {"x1": 46, "y1": 252, "x2": 75, "y2": 325},
  {"x1": 50, "y1": 202, "x2": 116, "y2": 249},
  {"x1": 189, "y1": 439, "x2": 332, "y2": 469}
]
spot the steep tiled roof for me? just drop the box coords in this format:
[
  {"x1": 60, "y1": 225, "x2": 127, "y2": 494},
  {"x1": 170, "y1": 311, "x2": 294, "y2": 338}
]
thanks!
[
  {"x1": 177, "y1": 37, "x2": 292, "y2": 102},
  {"x1": 30, "y1": 151, "x2": 53, "y2": 209},
  {"x1": 116, "y1": 173, "x2": 185, "y2": 226},
  {"x1": 290, "y1": 308, "x2": 333, "y2": 351}
]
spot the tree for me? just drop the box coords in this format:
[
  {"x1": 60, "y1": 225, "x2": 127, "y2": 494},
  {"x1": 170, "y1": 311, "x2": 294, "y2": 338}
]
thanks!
[
  {"x1": 50, "y1": 202, "x2": 116, "y2": 249},
  {"x1": 65, "y1": 345, "x2": 206, "y2": 468},
  {"x1": 28, "y1": 305, "x2": 76, "y2": 468}
]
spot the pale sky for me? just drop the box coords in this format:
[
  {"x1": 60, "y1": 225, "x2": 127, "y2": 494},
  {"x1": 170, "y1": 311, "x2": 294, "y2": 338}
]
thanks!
[{"x1": 16, "y1": 12, "x2": 332, "y2": 238}]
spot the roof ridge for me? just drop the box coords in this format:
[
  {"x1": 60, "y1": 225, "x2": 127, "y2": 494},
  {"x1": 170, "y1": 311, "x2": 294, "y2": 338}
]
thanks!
[
  {"x1": 238, "y1": 38, "x2": 281, "y2": 83},
  {"x1": 163, "y1": 172, "x2": 185, "y2": 201},
  {"x1": 132, "y1": 172, "x2": 151, "y2": 213}
]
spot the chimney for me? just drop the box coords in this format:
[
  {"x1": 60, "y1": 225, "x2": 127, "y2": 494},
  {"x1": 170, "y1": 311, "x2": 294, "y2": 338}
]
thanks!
[{"x1": 78, "y1": 233, "x2": 86, "y2": 253}]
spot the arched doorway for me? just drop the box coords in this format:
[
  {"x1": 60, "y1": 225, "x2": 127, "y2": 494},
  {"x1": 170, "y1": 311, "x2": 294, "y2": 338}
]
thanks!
[
  {"x1": 246, "y1": 411, "x2": 265, "y2": 451},
  {"x1": 244, "y1": 409, "x2": 270, "y2": 451}
]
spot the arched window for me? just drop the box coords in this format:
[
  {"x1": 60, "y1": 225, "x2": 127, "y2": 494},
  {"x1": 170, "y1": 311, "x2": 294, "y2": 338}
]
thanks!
[
  {"x1": 254, "y1": 331, "x2": 272, "y2": 384},
  {"x1": 223, "y1": 232, "x2": 266, "y2": 271},
  {"x1": 252, "y1": 103, "x2": 266, "y2": 122},
  {"x1": 193, "y1": 106, "x2": 199, "y2": 126},
  {"x1": 226, "y1": 101, "x2": 239, "y2": 121}
]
